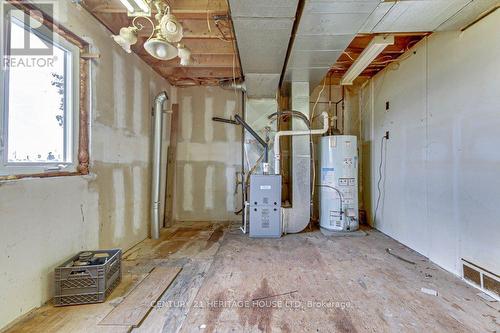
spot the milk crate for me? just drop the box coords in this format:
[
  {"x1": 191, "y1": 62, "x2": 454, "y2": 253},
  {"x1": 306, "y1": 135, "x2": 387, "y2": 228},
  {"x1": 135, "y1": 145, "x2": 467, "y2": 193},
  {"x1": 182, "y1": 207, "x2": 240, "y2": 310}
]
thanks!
[{"x1": 54, "y1": 249, "x2": 122, "y2": 306}]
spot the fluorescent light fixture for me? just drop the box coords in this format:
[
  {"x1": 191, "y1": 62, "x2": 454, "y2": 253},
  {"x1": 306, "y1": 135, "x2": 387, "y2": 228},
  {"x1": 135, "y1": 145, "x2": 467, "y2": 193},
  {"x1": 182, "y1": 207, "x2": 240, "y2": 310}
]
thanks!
[
  {"x1": 119, "y1": 0, "x2": 135, "y2": 13},
  {"x1": 119, "y1": 0, "x2": 150, "y2": 15},
  {"x1": 341, "y1": 35, "x2": 394, "y2": 85},
  {"x1": 133, "y1": 0, "x2": 150, "y2": 13}
]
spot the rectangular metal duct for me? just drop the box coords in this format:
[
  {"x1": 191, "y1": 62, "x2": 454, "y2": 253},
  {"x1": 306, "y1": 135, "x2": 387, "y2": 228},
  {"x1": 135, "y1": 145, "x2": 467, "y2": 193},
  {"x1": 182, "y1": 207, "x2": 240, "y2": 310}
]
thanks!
[
  {"x1": 283, "y1": 0, "x2": 380, "y2": 90},
  {"x1": 229, "y1": 0, "x2": 300, "y2": 98},
  {"x1": 282, "y1": 0, "x2": 500, "y2": 91}
]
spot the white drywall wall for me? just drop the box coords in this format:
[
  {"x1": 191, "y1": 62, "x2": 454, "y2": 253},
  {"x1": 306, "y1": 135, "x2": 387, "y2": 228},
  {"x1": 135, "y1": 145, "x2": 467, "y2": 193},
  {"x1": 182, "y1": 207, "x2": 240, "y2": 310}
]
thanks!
[
  {"x1": 175, "y1": 86, "x2": 242, "y2": 221},
  {"x1": 0, "y1": 2, "x2": 172, "y2": 328},
  {"x1": 360, "y1": 10, "x2": 500, "y2": 276}
]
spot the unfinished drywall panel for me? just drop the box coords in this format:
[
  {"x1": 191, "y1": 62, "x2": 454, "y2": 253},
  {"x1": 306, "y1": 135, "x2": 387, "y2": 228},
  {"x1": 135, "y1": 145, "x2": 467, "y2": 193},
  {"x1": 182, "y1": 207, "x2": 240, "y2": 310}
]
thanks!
[
  {"x1": 175, "y1": 86, "x2": 242, "y2": 221},
  {"x1": 426, "y1": 12, "x2": 500, "y2": 275},
  {"x1": 371, "y1": 45, "x2": 429, "y2": 258},
  {"x1": 0, "y1": 176, "x2": 99, "y2": 329},
  {"x1": 359, "y1": 81, "x2": 373, "y2": 221},
  {"x1": 65, "y1": 3, "x2": 172, "y2": 250},
  {"x1": 362, "y1": 10, "x2": 500, "y2": 276},
  {"x1": 0, "y1": 2, "x2": 172, "y2": 329},
  {"x1": 244, "y1": 98, "x2": 278, "y2": 174}
]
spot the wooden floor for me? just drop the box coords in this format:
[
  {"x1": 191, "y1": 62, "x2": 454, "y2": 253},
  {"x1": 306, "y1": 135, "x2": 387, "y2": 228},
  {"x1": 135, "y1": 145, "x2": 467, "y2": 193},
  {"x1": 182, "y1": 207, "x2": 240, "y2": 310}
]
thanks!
[{"x1": 4, "y1": 221, "x2": 499, "y2": 333}]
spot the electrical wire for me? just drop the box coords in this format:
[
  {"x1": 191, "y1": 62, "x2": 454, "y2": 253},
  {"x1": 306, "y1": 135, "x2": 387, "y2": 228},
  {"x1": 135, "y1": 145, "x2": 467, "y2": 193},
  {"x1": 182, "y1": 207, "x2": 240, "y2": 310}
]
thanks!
[
  {"x1": 206, "y1": 0, "x2": 212, "y2": 33},
  {"x1": 207, "y1": 0, "x2": 232, "y2": 43},
  {"x1": 343, "y1": 51, "x2": 356, "y2": 61},
  {"x1": 310, "y1": 77, "x2": 327, "y2": 121},
  {"x1": 373, "y1": 135, "x2": 387, "y2": 224},
  {"x1": 267, "y1": 110, "x2": 311, "y2": 128},
  {"x1": 225, "y1": 0, "x2": 239, "y2": 105}
]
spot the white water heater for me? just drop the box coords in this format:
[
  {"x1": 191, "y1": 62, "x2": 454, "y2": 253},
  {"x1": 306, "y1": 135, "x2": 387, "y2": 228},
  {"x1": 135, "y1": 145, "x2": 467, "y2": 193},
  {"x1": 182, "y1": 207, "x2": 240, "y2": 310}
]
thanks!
[{"x1": 319, "y1": 135, "x2": 359, "y2": 232}]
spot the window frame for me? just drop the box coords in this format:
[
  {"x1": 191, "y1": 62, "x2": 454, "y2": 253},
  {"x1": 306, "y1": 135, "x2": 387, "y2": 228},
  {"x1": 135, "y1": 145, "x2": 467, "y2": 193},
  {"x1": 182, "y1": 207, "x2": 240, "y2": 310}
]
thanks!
[{"x1": 0, "y1": 1, "x2": 89, "y2": 180}]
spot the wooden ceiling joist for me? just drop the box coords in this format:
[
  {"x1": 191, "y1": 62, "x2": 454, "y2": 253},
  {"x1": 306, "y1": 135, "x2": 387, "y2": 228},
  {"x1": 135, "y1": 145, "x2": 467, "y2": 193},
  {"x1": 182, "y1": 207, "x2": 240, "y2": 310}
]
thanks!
[
  {"x1": 81, "y1": 0, "x2": 240, "y2": 86},
  {"x1": 328, "y1": 33, "x2": 430, "y2": 79},
  {"x1": 142, "y1": 54, "x2": 237, "y2": 68}
]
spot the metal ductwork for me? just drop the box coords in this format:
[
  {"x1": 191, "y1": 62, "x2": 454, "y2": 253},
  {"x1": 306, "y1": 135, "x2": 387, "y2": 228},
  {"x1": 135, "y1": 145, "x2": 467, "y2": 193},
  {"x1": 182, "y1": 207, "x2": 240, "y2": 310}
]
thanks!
[
  {"x1": 228, "y1": 0, "x2": 300, "y2": 98},
  {"x1": 283, "y1": 0, "x2": 380, "y2": 90},
  {"x1": 219, "y1": 79, "x2": 246, "y2": 92},
  {"x1": 151, "y1": 91, "x2": 169, "y2": 240}
]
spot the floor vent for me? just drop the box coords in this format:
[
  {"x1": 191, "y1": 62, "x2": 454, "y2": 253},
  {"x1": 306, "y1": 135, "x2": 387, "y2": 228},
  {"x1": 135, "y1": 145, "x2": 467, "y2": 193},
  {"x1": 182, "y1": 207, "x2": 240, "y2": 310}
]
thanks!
[{"x1": 462, "y1": 259, "x2": 499, "y2": 299}]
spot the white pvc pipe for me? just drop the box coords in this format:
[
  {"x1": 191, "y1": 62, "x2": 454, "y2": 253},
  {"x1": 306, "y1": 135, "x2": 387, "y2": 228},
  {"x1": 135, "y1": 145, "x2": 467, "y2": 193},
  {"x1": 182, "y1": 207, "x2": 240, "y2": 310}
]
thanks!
[{"x1": 274, "y1": 112, "x2": 329, "y2": 174}]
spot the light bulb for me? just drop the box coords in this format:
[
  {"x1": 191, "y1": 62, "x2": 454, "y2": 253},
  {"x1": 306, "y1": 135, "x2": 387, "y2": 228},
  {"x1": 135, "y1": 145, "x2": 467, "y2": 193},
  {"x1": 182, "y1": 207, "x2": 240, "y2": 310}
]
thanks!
[
  {"x1": 156, "y1": 45, "x2": 168, "y2": 58},
  {"x1": 166, "y1": 21, "x2": 177, "y2": 33}
]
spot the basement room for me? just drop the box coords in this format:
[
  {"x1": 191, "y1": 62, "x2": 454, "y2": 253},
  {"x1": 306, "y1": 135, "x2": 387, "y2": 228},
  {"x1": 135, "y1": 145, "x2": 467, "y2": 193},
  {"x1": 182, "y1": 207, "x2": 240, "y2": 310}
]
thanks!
[{"x1": 0, "y1": 0, "x2": 499, "y2": 332}]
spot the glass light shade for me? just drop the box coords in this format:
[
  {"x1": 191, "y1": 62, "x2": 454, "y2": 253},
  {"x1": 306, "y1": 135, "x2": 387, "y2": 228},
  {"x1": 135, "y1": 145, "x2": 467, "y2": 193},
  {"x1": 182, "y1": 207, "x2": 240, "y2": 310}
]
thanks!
[
  {"x1": 177, "y1": 45, "x2": 191, "y2": 66},
  {"x1": 144, "y1": 37, "x2": 178, "y2": 60},
  {"x1": 159, "y1": 14, "x2": 183, "y2": 43},
  {"x1": 112, "y1": 27, "x2": 138, "y2": 53}
]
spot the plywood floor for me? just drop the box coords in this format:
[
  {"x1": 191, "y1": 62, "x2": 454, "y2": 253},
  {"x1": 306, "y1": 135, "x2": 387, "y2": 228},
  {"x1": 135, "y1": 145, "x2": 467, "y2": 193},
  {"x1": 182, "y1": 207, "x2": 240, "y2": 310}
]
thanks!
[{"x1": 4, "y1": 221, "x2": 499, "y2": 333}]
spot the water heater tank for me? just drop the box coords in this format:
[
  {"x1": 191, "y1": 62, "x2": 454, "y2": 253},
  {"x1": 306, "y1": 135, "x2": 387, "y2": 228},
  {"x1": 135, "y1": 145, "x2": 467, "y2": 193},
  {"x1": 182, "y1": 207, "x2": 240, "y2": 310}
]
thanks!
[{"x1": 319, "y1": 135, "x2": 359, "y2": 232}]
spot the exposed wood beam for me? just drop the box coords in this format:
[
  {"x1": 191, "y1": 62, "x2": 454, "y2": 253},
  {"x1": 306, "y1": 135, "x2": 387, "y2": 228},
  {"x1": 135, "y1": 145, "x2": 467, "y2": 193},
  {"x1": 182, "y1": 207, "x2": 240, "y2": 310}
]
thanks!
[
  {"x1": 135, "y1": 19, "x2": 233, "y2": 39},
  {"x1": 90, "y1": 6, "x2": 227, "y2": 20},
  {"x1": 157, "y1": 66, "x2": 240, "y2": 78},
  {"x1": 169, "y1": 0, "x2": 227, "y2": 11},
  {"x1": 134, "y1": 39, "x2": 234, "y2": 55},
  {"x1": 137, "y1": 33, "x2": 233, "y2": 40},
  {"x1": 142, "y1": 54, "x2": 239, "y2": 68},
  {"x1": 81, "y1": 0, "x2": 239, "y2": 83},
  {"x1": 86, "y1": 0, "x2": 228, "y2": 16}
]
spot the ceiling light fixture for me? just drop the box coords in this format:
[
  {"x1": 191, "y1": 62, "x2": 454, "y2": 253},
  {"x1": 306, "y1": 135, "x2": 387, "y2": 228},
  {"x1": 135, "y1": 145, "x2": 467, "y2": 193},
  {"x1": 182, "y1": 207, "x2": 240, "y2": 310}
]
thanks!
[
  {"x1": 159, "y1": 8, "x2": 183, "y2": 43},
  {"x1": 133, "y1": 0, "x2": 150, "y2": 13},
  {"x1": 118, "y1": 0, "x2": 135, "y2": 13},
  {"x1": 118, "y1": 0, "x2": 150, "y2": 15},
  {"x1": 112, "y1": 2, "x2": 188, "y2": 65},
  {"x1": 112, "y1": 26, "x2": 139, "y2": 53},
  {"x1": 144, "y1": 34, "x2": 178, "y2": 60},
  {"x1": 341, "y1": 35, "x2": 394, "y2": 85},
  {"x1": 177, "y1": 44, "x2": 192, "y2": 66}
]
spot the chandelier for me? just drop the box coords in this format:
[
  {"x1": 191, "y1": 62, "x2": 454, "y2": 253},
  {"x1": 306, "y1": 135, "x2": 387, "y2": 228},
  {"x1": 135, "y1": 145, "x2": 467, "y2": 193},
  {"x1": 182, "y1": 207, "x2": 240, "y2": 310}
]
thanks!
[{"x1": 112, "y1": 0, "x2": 191, "y2": 65}]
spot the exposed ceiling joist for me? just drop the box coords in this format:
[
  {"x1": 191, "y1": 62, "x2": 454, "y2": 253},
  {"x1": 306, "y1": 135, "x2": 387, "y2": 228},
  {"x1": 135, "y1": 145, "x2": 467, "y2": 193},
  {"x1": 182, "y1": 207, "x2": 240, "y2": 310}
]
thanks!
[
  {"x1": 143, "y1": 54, "x2": 237, "y2": 67},
  {"x1": 88, "y1": 6, "x2": 226, "y2": 19},
  {"x1": 81, "y1": 0, "x2": 242, "y2": 86}
]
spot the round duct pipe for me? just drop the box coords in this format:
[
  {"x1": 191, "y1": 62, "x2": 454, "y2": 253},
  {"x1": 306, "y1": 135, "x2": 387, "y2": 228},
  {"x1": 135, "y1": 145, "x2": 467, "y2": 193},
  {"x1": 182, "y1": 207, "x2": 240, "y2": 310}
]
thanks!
[
  {"x1": 151, "y1": 91, "x2": 169, "y2": 239},
  {"x1": 219, "y1": 79, "x2": 246, "y2": 92}
]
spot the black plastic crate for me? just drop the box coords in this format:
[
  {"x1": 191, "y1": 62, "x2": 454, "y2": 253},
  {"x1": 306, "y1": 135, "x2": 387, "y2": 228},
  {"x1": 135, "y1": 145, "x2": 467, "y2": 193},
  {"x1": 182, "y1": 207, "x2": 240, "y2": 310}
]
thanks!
[{"x1": 54, "y1": 249, "x2": 122, "y2": 306}]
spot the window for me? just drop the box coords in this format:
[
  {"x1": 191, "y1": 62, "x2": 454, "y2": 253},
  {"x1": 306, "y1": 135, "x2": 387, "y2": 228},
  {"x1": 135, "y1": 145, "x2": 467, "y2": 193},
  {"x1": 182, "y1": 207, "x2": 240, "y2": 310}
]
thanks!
[{"x1": 1, "y1": 5, "x2": 83, "y2": 177}]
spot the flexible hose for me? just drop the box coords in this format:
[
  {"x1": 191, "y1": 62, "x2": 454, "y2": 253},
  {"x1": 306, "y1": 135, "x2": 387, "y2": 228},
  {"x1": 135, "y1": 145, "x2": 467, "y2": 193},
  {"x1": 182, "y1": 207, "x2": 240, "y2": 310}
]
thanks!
[{"x1": 315, "y1": 184, "x2": 343, "y2": 221}]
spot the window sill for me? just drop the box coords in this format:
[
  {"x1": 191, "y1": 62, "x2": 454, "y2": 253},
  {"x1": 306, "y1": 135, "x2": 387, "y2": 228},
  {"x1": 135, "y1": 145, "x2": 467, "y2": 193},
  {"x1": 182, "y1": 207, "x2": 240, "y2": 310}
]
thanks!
[{"x1": 0, "y1": 170, "x2": 89, "y2": 182}]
